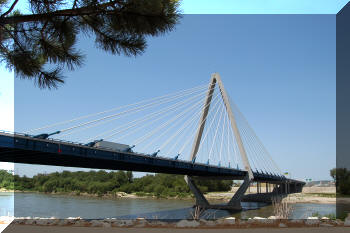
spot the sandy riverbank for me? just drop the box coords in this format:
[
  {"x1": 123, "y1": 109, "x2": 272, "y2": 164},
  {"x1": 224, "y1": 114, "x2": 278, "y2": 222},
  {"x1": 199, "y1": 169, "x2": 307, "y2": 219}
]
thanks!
[
  {"x1": 204, "y1": 186, "x2": 341, "y2": 204},
  {"x1": 0, "y1": 189, "x2": 13, "y2": 193}
]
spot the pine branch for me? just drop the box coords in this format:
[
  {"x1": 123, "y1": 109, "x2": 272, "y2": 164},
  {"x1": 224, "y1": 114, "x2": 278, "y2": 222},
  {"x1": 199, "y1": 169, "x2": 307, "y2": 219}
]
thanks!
[
  {"x1": 0, "y1": 0, "x2": 19, "y2": 17},
  {"x1": 1, "y1": 1, "x2": 124, "y2": 24}
]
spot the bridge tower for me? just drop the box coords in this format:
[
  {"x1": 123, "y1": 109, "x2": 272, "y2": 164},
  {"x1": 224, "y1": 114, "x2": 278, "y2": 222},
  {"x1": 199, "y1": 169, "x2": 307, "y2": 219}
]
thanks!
[{"x1": 185, "y1": 73, "x2": 254, "y2": 210}]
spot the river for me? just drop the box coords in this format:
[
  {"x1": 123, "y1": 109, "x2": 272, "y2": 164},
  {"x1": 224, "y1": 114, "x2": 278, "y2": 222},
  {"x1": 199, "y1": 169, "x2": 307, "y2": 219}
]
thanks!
[{"x1": 0, "y1": 192, "x2": 337, "y2": 219}]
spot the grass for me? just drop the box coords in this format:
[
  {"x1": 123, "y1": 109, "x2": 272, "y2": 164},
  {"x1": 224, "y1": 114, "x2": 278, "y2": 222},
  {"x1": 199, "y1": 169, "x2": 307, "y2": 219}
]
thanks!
[
  {"x1": 335, "y1": 193, "x2": 350, "y2": 198},
  {"x1": 312, "y1": 212, "x2": 336, "y2": 220}
]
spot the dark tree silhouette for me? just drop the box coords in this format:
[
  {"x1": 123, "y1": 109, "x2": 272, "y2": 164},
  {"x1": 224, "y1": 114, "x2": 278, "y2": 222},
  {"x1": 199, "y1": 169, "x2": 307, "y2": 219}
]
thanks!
[
  {"x1": 330, "y1": 167, "x2": 350, "y2": 195},
  {"x1": 0, "y1": 0, "x2": 181, "y2": 88}
]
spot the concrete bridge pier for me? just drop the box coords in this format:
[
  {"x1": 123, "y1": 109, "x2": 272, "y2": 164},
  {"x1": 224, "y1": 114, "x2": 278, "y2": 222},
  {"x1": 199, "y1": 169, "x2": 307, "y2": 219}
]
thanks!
[{"x1": 184, "y1": 174, "x2": 251, "y2": 210}]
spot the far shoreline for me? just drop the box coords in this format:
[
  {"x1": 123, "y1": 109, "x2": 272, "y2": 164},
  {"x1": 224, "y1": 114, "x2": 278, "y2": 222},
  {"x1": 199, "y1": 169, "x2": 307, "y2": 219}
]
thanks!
[{"x1": 1, "y1": 188, "x2": 345, "y2": 204}]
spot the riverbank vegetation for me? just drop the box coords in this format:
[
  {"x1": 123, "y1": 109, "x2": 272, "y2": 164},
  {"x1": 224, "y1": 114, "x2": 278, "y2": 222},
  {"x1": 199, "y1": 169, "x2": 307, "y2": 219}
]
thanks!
[
  {"x1": 0, "y1": 170, "x2": 232, "y2": 198},
  {"x1": 330, "y1": 168, "x2": 350, "y2": 195},
  {"x1": 0, "y1": 170, "x2": 14, "y2": 190}
]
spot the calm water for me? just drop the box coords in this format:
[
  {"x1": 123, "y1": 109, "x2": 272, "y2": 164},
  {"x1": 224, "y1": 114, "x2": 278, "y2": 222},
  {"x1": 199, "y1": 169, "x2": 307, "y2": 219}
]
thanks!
[
  {"x1": 0, "y1": 192, "x2": 13, "y2": 217},
  {"x1": 0, "y1": 192, "x2": 338, "y2": 219}
]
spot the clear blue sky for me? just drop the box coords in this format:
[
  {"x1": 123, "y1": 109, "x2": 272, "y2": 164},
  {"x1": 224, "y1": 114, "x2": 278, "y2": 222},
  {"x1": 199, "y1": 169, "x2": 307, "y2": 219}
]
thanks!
[
  {"x1": 182, "y1": 0, "x2": 348, "y2": 14},
  {"x1": 10, "y1": 0, "x2": 350, "y2": 14},
  {"x1": 11, "y1": 14, "x2": 336, "y2": 181}
]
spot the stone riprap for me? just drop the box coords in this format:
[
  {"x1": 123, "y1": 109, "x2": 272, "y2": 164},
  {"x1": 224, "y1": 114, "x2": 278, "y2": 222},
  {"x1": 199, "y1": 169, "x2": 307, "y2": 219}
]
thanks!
[{"x1": 8, "y1": 216, "x2": 349, "y2": 228}]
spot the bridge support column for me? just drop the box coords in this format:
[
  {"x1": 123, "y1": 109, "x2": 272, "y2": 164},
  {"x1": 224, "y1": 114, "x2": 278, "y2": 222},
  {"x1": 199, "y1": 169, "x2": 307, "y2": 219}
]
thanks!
[
  {"x1": 227, "y1": 175, "x2": 251, "y2": 208},
  {"x1": 184, "y1": 175, "x2": 210, "y2": 208}
]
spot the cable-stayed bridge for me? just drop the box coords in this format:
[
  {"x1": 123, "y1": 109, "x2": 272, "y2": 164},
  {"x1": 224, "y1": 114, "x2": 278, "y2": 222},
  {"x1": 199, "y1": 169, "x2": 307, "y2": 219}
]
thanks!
[{"x1": 0, "y1": 73, "x2": 305, "y2": 210}]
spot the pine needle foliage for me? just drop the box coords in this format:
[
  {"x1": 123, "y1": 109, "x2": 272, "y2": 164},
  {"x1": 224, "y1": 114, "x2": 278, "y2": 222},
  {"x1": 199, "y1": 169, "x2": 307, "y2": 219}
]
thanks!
[{"x1": 0, "y1": 0, "x2": 181, "y2": 88}]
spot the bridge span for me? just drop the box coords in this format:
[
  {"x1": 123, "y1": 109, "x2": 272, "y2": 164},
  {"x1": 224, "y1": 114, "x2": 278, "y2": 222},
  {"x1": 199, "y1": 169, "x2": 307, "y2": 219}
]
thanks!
[{"x1": 0, "y1": 73, "x2": 305, "y2": 210}]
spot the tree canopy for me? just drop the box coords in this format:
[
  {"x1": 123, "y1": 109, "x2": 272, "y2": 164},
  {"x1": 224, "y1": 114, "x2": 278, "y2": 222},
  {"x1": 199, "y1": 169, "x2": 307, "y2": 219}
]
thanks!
[
  {"x1": 0, "y1": 169, "x2": 233, "y2": 198},
  {"x1": 330, "y1": 167, "x2": 350, "y2": 195},
  {"x1": 0, "y1": 0, "x2": 181, "y2": 88}
]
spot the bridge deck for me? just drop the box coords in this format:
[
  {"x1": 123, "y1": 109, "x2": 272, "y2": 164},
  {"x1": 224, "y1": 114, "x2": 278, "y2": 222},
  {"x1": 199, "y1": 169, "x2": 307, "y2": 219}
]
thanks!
[{"x1": 0, "y1": 132, "x2": 304, "y2": 186}]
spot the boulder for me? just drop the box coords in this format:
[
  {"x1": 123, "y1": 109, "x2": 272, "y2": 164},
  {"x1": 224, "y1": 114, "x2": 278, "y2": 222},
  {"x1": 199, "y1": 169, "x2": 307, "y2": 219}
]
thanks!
[
  {"x1": 101, "y1": 221, "x2": 112, "y2": 228},
  {"x1": 24, "y1": 219, "x2": 35, "y2": 225},
  {"x1": 176, "y1": 220, "x2": 200, "y2": 228},
  {"x1": 320, "y1": 223, "x2": 334, "y2": 227},
  {"x1": 344, "y1": 215, "x2": 350, "y2": 226},
  {"x1": 306, "y1": 217, "x2": 320, "y2": 225},
  {"x1": 199, "y1": 219, "x2": 216, "y2": 226},
  {"x1": 90, "y1": 220, "x2": 103, "y2": 227},
  {"x1": 74, "y1": 220, "x2": 89, "y2": 227},
  {"x1": 148, "y1": 220, "x2": 168, "y2": 227},
  {"x1": 133, "y1": 219, "x2": 149, "y2": 227},
  {"x1": 111, "y1": 219, "x2": 134, "y2": 227},
  {"x1": 278, "y1": 223, "x2": 287, "y2": 228},
  {"x1": 224, "y1": 217, "x2": 236, "y2": 224}
]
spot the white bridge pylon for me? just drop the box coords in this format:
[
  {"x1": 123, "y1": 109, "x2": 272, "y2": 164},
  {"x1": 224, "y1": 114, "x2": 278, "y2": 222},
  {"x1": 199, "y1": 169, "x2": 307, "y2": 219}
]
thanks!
[
  {"x1": 189, "y1": 73, "x2": 254, "y2": 179},
  {"x1": 185, "y1": 73, "x2": 254, "y2": 209}
]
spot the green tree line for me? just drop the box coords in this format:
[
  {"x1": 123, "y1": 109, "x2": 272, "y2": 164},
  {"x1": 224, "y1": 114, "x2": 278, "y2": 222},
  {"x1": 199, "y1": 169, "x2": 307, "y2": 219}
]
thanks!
[
  {"x1": 330, "y1": 168, "x2": 350, "y2": 195},
  {"x1": 0, "y1": 170, "x2": 14, "y2": 190},
  {"x1": 0, "y1": 170, "x2": 232, "y2": 198}
]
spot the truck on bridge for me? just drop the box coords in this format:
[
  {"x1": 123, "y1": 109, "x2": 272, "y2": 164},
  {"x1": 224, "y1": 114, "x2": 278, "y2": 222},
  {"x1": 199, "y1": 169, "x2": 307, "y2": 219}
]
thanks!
[{"x1": 86, "y1": 140, "x2": 135, "y2": 153}]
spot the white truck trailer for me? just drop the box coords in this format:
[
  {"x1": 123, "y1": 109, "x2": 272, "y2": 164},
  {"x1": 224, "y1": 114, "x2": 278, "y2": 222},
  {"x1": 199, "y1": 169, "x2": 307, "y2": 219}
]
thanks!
[{"x1": 92, "y1": 140, "x2": 134, "y2": 152}]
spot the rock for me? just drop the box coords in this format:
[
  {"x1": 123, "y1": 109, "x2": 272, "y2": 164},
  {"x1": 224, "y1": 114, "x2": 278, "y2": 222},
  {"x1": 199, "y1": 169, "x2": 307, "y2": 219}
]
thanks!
[
  {"x1": 57, "y1": 219, "x2": 75, "y2": 226},
  {"x1": 90, "y1": 220, "x2": 103, "y2": 227},
  {"x1": 24, "y1": 219, "x2": 35, "y2": 225},
  {"x1": 252, "y1": 216, "x2": 272, "y2": 224},
  {"x1": 111, "y1": 220, "x2": 134, "y2": 227},
  {"x1": 101, "y1": 221, "x2": 111, "y2": 228},
  {"x1": 224, "y1": 217, "x2": 236, "y2": 224},
  {"x1": 133, "y1": 219, "x2": 148, "y2": 227},
  {"x1": 199, "y1": 219, "x2": 216, "y2": 226},
  {"x1": 334, "y1": 219, "x2": 344, "y2": 226},
  {"x1": 214, "y1": 219, "x2": 225, "y2": 225},
  {"x1": 279, "y1": 223, "x2": 287, "y2": 228},
  {"x1": 176, "y1": 220, "x2": 200, "y2": 228},
  {"x1": 13, "y1": 219, "x2": 25, "y2": 225},
  {"x1": 344, "y1": 217, "x2": 350, "y2": 226},
  {"x1": 289, "y1": 219, "x2": 303, "y2": 224},
  {"x1": 35, "y1": 219, "x2": 52, "y2": 226},
  {"x1": 320, "y1": 223, "x2": 334, "y2": 227},
  {"x1": 74, "y1": 220, "x2": 89, "y2": 227},
  {"x1": 213, "y1": 217, "x2": 236, "y2": 225},
  {"x1": 147, "y1": 220, "x2": 168, "y2": 227},
  {"x1": 306, "y1": 217, "x2": 320, "y2": 225},
  {"x1": 60, "y1": 218, "x2": 77, "y2": 225}
]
